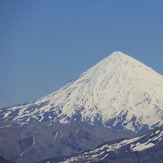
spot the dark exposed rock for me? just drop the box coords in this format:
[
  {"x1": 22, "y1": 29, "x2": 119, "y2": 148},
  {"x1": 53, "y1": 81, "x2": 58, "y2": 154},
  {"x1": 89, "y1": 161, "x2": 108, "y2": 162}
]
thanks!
[
  {"x1": 39, "y1": 126, "x2": 163, "y2": 163},
  {"x1": 0, "y1": 121, "x2": 135, "y2": 163}
]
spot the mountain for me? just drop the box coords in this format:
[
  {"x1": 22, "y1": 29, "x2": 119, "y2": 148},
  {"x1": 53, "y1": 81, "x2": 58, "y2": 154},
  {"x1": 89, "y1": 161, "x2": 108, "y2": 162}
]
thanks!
[
  {"x1": 39, "y1": 126, "x2": 163, "y2": 163},
  {"x1": 0, "y1": 51, "x2": 163, "y2": 133},
  {"x1": 0, "y1": 122, "x2": 134, "y2": 163}
]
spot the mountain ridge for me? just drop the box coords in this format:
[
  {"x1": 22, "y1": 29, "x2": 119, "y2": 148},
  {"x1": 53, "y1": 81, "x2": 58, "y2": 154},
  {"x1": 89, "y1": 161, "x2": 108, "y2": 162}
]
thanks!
[
  {"x1": 0, "y1": 121, "x2": 135, "y2": 163},
  {"x1": 0, "y1": 51, "x2": 163, "y2": 133},
  {"x1": 43, "y1": 125, "x2": 162, "y2": 163}
]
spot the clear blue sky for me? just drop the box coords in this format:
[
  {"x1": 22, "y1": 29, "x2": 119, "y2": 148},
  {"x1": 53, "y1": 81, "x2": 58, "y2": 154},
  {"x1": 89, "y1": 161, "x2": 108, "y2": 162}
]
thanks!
[{"x1": 0, "y1": 0, "x2": 163, "y2": 107}]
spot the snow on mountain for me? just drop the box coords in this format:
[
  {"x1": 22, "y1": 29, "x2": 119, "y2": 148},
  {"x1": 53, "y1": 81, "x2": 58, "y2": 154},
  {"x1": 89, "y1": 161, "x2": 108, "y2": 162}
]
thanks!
[
  {"x1": 54, "y1": 126, "x2": 163, "y2": 163},
  {"x1": 0, "y1": 51, "x2": 163, "y2": 132}
]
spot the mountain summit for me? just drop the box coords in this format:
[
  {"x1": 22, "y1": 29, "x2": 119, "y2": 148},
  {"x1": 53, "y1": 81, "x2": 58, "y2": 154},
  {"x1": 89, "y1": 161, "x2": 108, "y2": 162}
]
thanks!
[{"x1": 1, "y1": 51, "x2": 163, "y2": 132}]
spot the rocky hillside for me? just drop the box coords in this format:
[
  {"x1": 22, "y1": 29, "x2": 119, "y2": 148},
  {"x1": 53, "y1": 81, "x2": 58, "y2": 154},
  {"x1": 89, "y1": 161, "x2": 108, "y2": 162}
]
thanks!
[
  {"x1": 0, "y1": 122, "x2": 134, "y2": 163},
  {"x1": 40, "y1": 126, "x2": 163, "y2": 163}
]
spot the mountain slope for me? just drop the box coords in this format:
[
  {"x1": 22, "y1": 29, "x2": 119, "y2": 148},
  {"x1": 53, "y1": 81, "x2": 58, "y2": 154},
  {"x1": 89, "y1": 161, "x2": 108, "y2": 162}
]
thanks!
[
  {"x1": 0, "y1": 51, "x2": 163, "y2": 132},
  {"x1": 0, "y1": 156, "x2": 15, "y2": 163},
  {"x1": 0, "y1": 122, "x2": 134, "y2": 163},
  {"x1": 40, "y1": 126, "x2": 163, "y2": 163}
]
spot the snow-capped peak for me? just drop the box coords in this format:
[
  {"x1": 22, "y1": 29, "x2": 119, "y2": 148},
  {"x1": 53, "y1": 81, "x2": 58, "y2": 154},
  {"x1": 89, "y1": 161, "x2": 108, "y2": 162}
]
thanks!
[
  {"x1": 110, "y1": 51, "x2": 127, "y2": 57},
  {"x1": 0, "y1": 51, "x2": 163, "y2": 133}
]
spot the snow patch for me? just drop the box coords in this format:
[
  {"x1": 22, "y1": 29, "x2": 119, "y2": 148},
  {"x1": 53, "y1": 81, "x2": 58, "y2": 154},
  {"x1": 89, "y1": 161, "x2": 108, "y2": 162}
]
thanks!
[
  {"x1": 155, "y1": 130, "x2": 160, "y2": 134},
  {"x1": 74, "y1": 129, "x2": 78, "y2": 137},
  {"x1": 32, "y1": 137, "x2": 36, "y2": 147},
  {"x1": 55, "y1": 132, "x2": 58, "y2": 140},
  {"x1": 132, "y1": 142, "x2": 155, "y2": 151}
]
